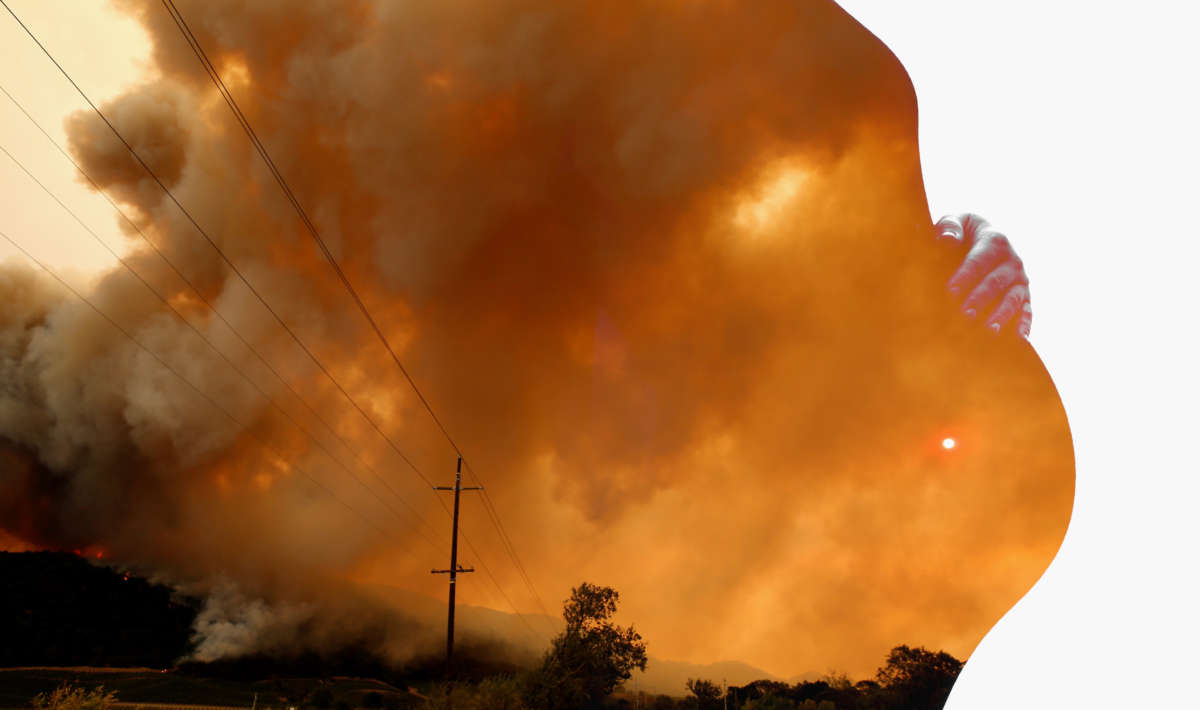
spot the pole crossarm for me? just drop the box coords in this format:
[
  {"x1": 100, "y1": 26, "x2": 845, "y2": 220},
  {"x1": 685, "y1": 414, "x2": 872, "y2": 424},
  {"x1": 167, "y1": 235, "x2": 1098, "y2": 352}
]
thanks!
[{"x1": 431, "y1": 455, "x2": 482, "y2": 672}]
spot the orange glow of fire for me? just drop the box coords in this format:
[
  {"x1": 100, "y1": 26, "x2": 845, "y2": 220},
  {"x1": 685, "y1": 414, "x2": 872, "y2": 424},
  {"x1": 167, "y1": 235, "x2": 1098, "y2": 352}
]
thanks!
[
  {"x1": 71, "y1": 545, "x2": 109, "y2": 560},
  {"x1": 733, "y1": 164, "x2": 810, "y2": 234}
]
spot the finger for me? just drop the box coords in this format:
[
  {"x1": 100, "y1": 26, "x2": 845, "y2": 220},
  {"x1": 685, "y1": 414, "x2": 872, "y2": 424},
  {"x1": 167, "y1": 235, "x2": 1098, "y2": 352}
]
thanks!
[
  {"x1": 945, "y1": 224, "x2": 1022, "y2": 296},
  {"x1": 1017, "y1": 300, "x2": 1033, "y2": 339},
  {"x1": 947, "y1": 233, "x2": 1018, "y2": 298},
  {"x1": 962, "y1": 260, "x2": 1027, "y2": 317},
  {"x1": 956, "y1": 212, "x2": 992, "y2": 249},
  {"x1": 934, "y1": 214, "x2": 965, "y2": 245},
  {"x1": 983, "y1": 283, "x2": 1030, "y2": 334}
]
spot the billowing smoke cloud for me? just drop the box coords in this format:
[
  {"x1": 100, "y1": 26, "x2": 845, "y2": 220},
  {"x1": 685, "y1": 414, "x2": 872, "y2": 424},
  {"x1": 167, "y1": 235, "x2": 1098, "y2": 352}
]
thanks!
[{"x1": 0, "y1": 0, "x2": 1072, "y2": 678}]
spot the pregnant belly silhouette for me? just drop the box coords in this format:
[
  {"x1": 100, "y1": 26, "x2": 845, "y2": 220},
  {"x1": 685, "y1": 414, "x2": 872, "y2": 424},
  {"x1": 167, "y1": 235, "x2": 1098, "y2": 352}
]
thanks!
[
  {"x1": 0, "y1": 0, "x2": 1071, "y2": 681},
  {"x1": 431, "y1": 0, "x2": 1077, "y2": 672}
]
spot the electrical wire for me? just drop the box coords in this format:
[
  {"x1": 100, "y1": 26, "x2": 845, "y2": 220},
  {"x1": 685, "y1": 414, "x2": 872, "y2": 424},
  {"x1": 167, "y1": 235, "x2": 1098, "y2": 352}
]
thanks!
[
  {"x1": 0, "y1": 138, "x2": 447, "y2": 555},
  {"x1": 0, "y1": 226, "x2": 391, "y2": 541},
  {"x1": 160, "y1": 0, "x2": 558, "y2": 630},
  {"x1": 0, "y1": 82, "x2": 449, "y2": 553}
]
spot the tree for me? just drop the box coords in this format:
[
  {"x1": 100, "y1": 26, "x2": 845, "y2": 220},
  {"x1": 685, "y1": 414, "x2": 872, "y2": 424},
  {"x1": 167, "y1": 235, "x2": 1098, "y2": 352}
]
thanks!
[
  {"x1": 819, "y1": 672, "x2": 852, "y2": 691},
  {"x1": 875, "y1": 645, "x2": 963, "y2": 710},
  {"x1": 848, "y1": 679, "x2": 883, "y2": 709},
  {"x1": 686, "y1": 679, "x2": 722, "y2": 710},
  {"x1": 524, "y1": 583, "x2": 648, "y2": 710}
]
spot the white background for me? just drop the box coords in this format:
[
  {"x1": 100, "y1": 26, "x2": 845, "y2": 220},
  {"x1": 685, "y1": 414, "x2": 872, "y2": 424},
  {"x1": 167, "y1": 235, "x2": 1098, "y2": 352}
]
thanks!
[{"x1": 838, "y1": 1, "x2": 1200, "y2": 707}]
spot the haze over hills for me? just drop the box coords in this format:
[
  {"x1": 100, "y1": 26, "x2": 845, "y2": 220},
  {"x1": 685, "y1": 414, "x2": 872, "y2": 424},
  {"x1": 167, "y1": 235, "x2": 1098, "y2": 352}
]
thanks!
[
  {"x1": 627, "y1": 659, "x2": 819, "y2": 697},
  {"x1": 360, "y1": 583, "x2": 558, "y2": 664},
  {"x1": 1, "y1": 550, "x2": 814, "y2": 696},
  {"x1": 364, "y1": 583, "x2": 810, "y2": 695},
  {"x1": 0, "y1": 0, "x2": 1072, "y2": 681}
]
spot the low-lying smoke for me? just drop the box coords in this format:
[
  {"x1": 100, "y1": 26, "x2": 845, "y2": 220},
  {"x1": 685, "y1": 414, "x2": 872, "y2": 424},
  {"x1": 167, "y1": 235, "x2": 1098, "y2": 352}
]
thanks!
[{"x1": 0, "y1": 0, "x2": 1071, "y2": 678}]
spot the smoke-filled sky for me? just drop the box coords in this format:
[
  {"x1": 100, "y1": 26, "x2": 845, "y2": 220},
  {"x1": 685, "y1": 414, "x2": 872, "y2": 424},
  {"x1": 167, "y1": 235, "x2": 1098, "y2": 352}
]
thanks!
[{"x1": 0, "y1": 0, "x2": 1072, "y2": 679}]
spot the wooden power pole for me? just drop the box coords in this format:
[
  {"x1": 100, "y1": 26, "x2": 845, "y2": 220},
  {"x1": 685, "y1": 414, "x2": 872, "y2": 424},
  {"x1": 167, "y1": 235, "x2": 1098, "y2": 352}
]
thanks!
[{"x1": 432, "y1": 456, "x2": 480, "y2": 672}]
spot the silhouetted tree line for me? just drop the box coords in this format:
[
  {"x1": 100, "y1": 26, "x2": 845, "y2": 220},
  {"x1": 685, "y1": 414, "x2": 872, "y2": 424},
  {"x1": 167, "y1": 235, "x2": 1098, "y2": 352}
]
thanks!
[
  {"x1": 408, "y1": 643, "x2": 960, "y2": 710},
  {"x1": 1, "y1": 555, "x2": 961, "y2": 710},
  {"x1": 0, "y1": 551, "x2": 197, "y2": 667},
  {"x1": 417, "y1": 584, "x2": 961, "y2": 710},
  {"x1": 0, "y1": 551, "x2": 521, "y2": 681},
  {"x1": 624, "y1": 645, "x2": 962, "y2": 710}
]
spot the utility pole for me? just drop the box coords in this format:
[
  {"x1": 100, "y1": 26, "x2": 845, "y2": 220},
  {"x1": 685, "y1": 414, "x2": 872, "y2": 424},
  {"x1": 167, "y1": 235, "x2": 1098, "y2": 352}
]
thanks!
[{"x1": 432, "y1": 456, "x2": 481, "y2": 673}]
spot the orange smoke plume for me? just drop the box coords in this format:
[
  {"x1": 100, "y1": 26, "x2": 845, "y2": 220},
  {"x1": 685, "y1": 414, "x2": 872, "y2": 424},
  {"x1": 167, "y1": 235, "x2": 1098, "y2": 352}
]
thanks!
[{"x1": 0, "y1": 0, "x2": 1071, "y2": 678}]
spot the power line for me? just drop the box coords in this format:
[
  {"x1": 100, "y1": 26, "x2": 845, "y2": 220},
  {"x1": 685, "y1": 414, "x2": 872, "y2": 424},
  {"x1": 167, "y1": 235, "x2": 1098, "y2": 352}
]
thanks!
[
  {"x1": 0, "y1": 0, "x2": 496, "y2": 620},
  {"x1": 1, "y1": 0, "x2": 553, "y2": 637},
  {"x1": 467, "y1": 466, "x2": 557, "y2": 626},
  {"x1": 0, "y1": 81, "x2": 448, "y2": 553},
  {"x1": 0, "y1": 0, "x2": 446, "y2": 508},
  {"x1": 457, "y1": 516, "x2": 546, "y2": 645},
  {"x1": 160, "y1": 0, "x2": 466, "y2": 460},
  {"x1": 0, "y1": 178, "x2": 542, "y2": 647},
  {"x1": 0, "y1": 134, "x2": 446, "y2": 555},
  {"x1": 431, "y1": 456, "x2": 481, "y2": 670},
  {"x1": 0, "y1": 127, "x2": 541, "y2": 647},
  {"x1": 0, "y1": 226, "x2": 389, "y2": 541},
  {"x1": 159, "y1": 0, "x2": 557, "y2": 628}
]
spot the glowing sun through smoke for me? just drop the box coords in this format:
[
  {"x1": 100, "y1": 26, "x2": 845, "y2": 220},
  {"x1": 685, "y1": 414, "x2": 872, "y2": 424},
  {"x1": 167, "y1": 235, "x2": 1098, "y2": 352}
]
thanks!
[
  {"x1": 942, "y1": 437, "x2": 957, "y2": 450},
  {"x1": 0, "y1": 0, "x2": 1074, "y2": 681}
]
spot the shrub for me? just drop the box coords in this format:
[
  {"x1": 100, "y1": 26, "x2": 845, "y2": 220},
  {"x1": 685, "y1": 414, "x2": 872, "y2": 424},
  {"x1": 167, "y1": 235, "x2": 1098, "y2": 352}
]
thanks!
[
  {"x1": 31, "y1": 685, "x2": 118, "y2": 710},
  {"x1": 472, "y1": 675, "x2": 526, "y2": 710}
]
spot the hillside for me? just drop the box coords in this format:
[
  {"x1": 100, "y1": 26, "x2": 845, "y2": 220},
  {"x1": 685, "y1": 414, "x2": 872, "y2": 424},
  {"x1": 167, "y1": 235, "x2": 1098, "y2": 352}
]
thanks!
[
  {"x1": 0, "y1": 552, "x2": 814, "y2": 700},
  {"x1": 0, "y1": 552, "x2": 196, "y2": 668}
]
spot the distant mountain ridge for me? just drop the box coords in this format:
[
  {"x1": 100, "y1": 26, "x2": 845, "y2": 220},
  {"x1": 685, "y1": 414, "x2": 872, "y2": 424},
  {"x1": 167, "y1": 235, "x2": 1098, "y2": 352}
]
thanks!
[
  {"x1": 627, "y1": 658, "x2": 802, "y2": 696},
  {"x1": 0, "y1": 556, "x2": 805, "y2": 696},
  {"x1": 0, "y1": 551, "x2": 196, "y2": 667},
  {"x1": 363, "y1": 583, "x2": 813, "y2": 696}
]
